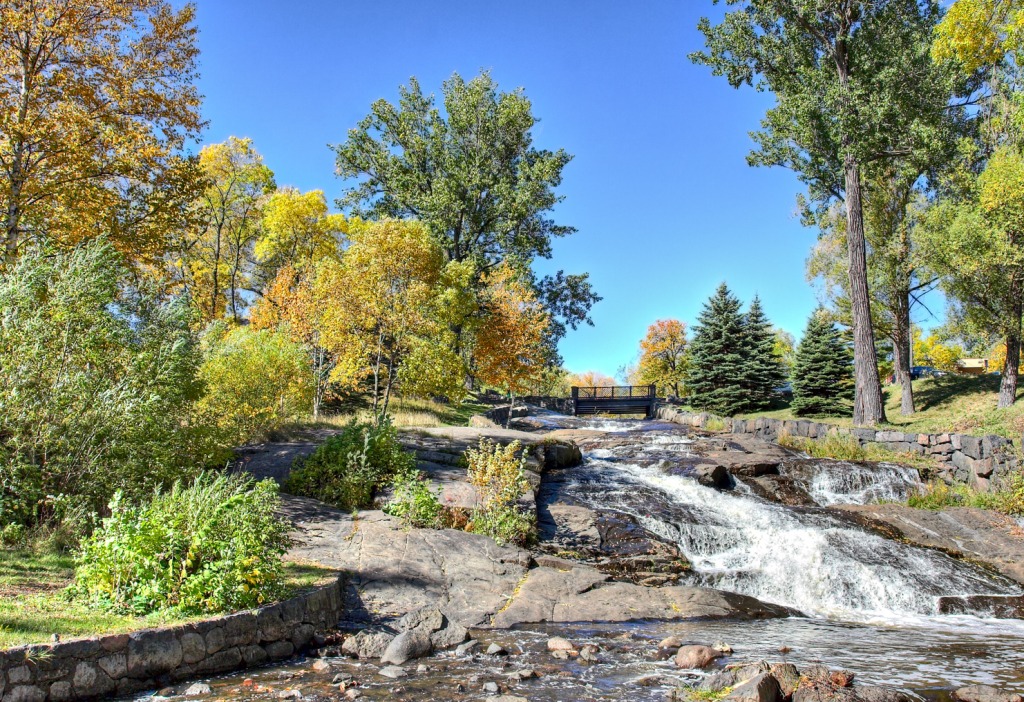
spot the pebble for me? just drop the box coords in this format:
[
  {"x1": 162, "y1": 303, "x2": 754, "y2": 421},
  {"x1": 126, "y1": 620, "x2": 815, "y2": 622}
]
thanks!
[
  {"x1": 332, "y1": 673, "x2": 354, "y2": 685},
  {"x1": 658, "y1": 636, "x2": 683, "y2": 649},
  {"x1": 311, "y1": 659, "x2": 334, "y2": 672},
  {"x1": 416, "y1": 664, "x2": 429, "y2": 673},
  {"x1": 277, "y1": 691, "x2": 302, "y2": 700},
  {"x1": 379, "y1": 665, "x2": 408, "y2": 679},
  {"x1": 713, "y1": 641, "x2": 734, "y2": 654},
  {"x1": 483, "y1": 681, "x2": 500, "y2": 693},
  {"x1": 487, "y1": 643, "x2": 509, "y2": 656},
  {"x1": 183, "y1": 683, "x2": 212, "y2": 697}
]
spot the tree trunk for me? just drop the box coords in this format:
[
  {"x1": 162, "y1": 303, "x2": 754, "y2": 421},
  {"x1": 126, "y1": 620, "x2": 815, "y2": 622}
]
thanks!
[
  {"x1": 844, "y1": 157, "x2": 887, "y2": 426},
  {"x1": 998, "y1": 286, "x2": 1022, "y2": 409},
  {"x1": 892, "y1": 297, "x2": 914, "y2": 416}
]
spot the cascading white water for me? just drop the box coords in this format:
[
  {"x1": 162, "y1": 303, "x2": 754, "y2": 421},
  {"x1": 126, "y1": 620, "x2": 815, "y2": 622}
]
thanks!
[
  {"x1": 560, "y1": 421, "x2": 1020, "y2": 622},
  {"x1": 790, "y1": 460, "x2": 922, "y2": 506}
]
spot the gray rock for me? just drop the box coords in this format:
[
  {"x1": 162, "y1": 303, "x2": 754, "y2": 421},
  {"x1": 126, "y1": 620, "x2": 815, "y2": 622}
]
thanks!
[
  {"x1": 265, "y1": 640, "x2": 295, "y2": 659},
  {"x1": 378, "y1": 665, "x2": 408, "y2": 679},
  {"x1": 430, "y1": 621, "x2": 469, "y2": 650},
  {"x1": 483, "y1": 681, "x2": 500, "y2": 693},
  {"x1": 770, "y1": 663, "x2": 800, "y2": 698},
  {"x1": 181, "y1": 632, "x2": 207, "y2": 664},
  {"x1": 380, "y1": 631, "x2": 431, "y2": 665},
  {"x1": 196, "y1": 647, "x2": 243, "y2": 674},
  {"x1": 953, "y1": 685, "x2": 1024, "y2": 702},
  {"x1": 241, "y1": 645, "x2": 269, "y2": 665},
  {"x1": 547, "y1": 636, "x2": 575, "y2": 651},
  {"x1": 342, "y1": 629, "x2": 396, "y2": 659},
  {"x1": 72, "y1": 661, "x2": 116, "y2": 698},
  {"x1": 397, "y1": 605, "x2": 445, "y2": 634},
  {"x1": 4, "y1": 686, "x2": 46, "y2": 702},
  {"x1": 7, "y1": 666, "x2": 32, "y2": 685},
  {"x1": 674, "y1": 645, "x2": 722, "y2": 670},
  {"x1": 48, "y1": 681, "x2": 73, "y2": 702},
  {"x1": 204, "y1": 627, "x2": 226, "y2": 654},
  {"x1": 725, "y1": 673, "x2": 783, "y2": 702},
  {"x1": 455, "y1": 640, "x2": 479, "y2": 656},
  {"x1": 486, "y1": 643, "x2": 508, "y2": 656},
  {"x1": 127, "y1": 629, "x2": 183, "y2": 678},
  {"x1": 184, "y1": 683, "x2": 213, "y2": 696}
]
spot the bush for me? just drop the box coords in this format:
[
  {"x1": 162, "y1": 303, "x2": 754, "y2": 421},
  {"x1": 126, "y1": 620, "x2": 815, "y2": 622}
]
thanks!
[
  {"x1": 283, "y1": 420, "x2": 414, "y2": 511},
  {"x1": 0, "y1": 240, "x2": 214, "y2": 529},
  {"x1": 465, "y1": 440, "x2": 535, "y2": 546},
  {"x1": 73, "y1": 473, "x2": 290, "y2": 615},
  {"x1": 197, "y1": 324, "x2": 313, "y2": 446},
  {"x1": 385, "y1": 469, "x2": 443, "y2": 527}
]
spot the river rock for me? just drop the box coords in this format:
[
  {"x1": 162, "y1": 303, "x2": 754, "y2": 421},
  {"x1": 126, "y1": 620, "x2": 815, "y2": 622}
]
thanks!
[
  {"x1": 953, "y1": 686, "x2": 1024, "y2": 702},
  {"x1": 744, "y1": 474, "x2": 816, "y2": 507},
  {"x1": 380, "y1": 631, "x2": 431, "y2": 665},
  {"x1": 834, "y1": 504, "x2": 1024, "y2": 585},
  {"x1": 674, "y1": 645, "x2": 722, "y2": 669},
  {"x1": 486, "y1": 643, "x2": 508, "y2": 656},
  {"x1": 701, "y1": 662, "x2": 770, "y2": 691},
  {"x1": 378, "y1": 665, "x2": 407, "y2": 679},
  {"x1": 341, "y1": 629, "x2": 395, "y2": 659},
  {"x1": 491, "y1": 564, "x2": 793, "y2": 627},
  {"x1": 183, "y1": 683, "x2": 212, "y2": 696},
  {"x1": 658, "y1": 636, "x2": 683, "y2": 650},
  {"x1": 769, "y1": 663, "x2": 800, "y2": 698},
  {"x1": 725, "y1": 672, "x2": 783, "y2": 702},
  {"x1": 547, "y1": 636, "x2": 575, "y2": 652}
]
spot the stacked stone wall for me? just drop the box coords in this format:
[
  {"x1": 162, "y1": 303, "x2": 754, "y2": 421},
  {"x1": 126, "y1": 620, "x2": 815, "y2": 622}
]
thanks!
[
  {"x1": 656, "y1": 406, "x2": 1021, "y2": 492},
  {"x1": 0, "y1": 576, "x2": 344, "y2": 702}
]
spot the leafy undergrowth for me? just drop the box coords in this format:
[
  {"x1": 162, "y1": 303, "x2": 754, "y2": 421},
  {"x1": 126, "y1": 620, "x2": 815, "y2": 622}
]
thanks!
[
  {"x1": 740, "y1": 375, "x2": 1024, "y2": 440},
  {"x1": 0, "y1": 552, "x2": 334, "y2": 649},
  {"x1": 907, "y1": 475, "x2": 1024, "y2": 517},
  {"x1": 777, "y1": 432, "x2": 938, "y2": 471}
]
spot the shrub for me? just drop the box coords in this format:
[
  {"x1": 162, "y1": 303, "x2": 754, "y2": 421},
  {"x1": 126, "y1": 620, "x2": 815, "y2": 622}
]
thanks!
[
  {"x1": 0, "y1": 240, "x2": 213, "y2": 529},
  {"x1": 464, "y1": 440, "x2": 535, "y2": 546},
  {"x1": 197, "y1": 324, "x2": 313, "y2": 446},
  {"x1": 908, "y1": 474, "x2": 1024, "y2": 516},
  {"x1": 73, "y1": 473, "x2": 290, "y2": 615},
  {"x1": 283, "y1": 420, "x2": 414, "y2": 511},
  {"x1": 385, "y1": 469, "x2": 443, "y2": 528}
]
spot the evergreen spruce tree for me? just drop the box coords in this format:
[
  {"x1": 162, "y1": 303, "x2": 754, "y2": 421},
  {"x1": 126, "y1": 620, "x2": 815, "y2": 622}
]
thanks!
[
  {"x1": 791, "y1": 310, "x2": 855, "y2": 416},
  {"x1": 686, "y1": 283, "x2": 750, "y2": 415},
  {"x1": 743, "y1": 296, "x2": 787, "y2": 410}
]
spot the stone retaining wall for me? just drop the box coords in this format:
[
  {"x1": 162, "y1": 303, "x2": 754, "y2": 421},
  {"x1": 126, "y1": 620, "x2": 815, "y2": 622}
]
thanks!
[
  {"x1": 0, "y1": 576, "x2": 344, "y2": 702},
  {"x1": 656, "y1": 405, "x2": 1022, "y2": 492}
]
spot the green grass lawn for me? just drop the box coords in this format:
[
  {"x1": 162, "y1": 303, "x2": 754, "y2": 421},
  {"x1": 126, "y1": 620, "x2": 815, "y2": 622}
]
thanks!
[
  {"x1": 0, "y1": 551, "x2": 336, "y2": 649},
  {"x1": 737, "y1": 374, "x2": 1024, "y2": 440}
]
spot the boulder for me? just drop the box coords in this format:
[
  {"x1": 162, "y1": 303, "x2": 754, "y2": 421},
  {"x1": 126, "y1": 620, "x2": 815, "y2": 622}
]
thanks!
[
  {"x1": 724, "y1": 673, "x2": 783, "y2": 702},
  {"x1": 674, "y1": 645, "x2": 722, "y2": 670},
  {"x1": 379, "y1": 630, "x2": 431, "y2": 665},
  {"x1": 770, "y1": 663, "x2": 801, "y2": 698},
  {"x1": 953, "y1": 686, "x2": 1024, "y2": 702},
  {"x1": 855, "y1": 686, "x2": 918, "y2": 702},
  {"x1": 341, "y1": 629, "x2": 395, "y2": 659},
  {"x1": 547, "y1": 636, "x2": 575, "y2": 652}
]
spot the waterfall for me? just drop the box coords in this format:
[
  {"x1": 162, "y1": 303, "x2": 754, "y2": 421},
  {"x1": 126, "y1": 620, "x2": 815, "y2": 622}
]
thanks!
[{"x1": 559, "y1": 421, "x2": 1020, "y2": 622}]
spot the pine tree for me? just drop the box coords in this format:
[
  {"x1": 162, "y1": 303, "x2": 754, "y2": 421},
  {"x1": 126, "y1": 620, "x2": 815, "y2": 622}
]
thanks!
[
  {"x1": 791, "y1": 310, "x2": 855, "y2": 416},
  {"x1": 743, "y1": 296, "x2": 787, "y2": 410},
  {"x1": 686, "y1": 283, "x2": 750, "y2": 415}
]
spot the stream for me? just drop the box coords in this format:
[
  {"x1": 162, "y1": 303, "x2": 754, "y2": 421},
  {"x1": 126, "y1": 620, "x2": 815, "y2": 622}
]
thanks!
[{"x1": 150, "y1": 416, "x2": 1024, "y2": 701}]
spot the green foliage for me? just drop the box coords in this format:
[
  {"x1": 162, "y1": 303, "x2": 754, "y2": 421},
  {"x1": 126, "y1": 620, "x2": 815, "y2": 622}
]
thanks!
[
  {"x1": 791, "y1": 310, "x2": 855, "y2": 416},
  {"x1": 778, "y1": 432, "x2": 936, "y2": 470},
  {"x1": 283, "y1": 420, "x2": 414, "y2": 511},
  {"x1": 385, "y1": 469, "x2": 444, "y2": 528},
  {"x1": 743, "y1": 296, "x2": 787, "y2": 409},
  {"x1": 73, "y1": 473, "x2": 290, "y2": 616},
  {"x1": 0, "y1": 240, "x2": 213, "y2": 528},
  {"x1": 908, "y1": 474, "x2": 1024, "y2": 516},
  {"x1": 465, "y1": 440, "x2": 535, "y2": 546},
  {"x1": 331, "y1": 71, "x2": 598, "y2": 345},
  {"x1": 197, "y1": 323, "x2": 313, "y2": 446},
  {"x1": 686, "y1": 283, "x2": 753, "y2": 415}
]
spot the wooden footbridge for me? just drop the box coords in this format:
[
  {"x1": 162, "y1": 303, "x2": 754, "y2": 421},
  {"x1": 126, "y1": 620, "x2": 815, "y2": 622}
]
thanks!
[{"x1": 571, "y1": 385, "x2": 658, "y2": 418}]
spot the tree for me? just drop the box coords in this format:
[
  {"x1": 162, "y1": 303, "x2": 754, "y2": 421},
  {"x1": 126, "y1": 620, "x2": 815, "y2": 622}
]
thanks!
[
  {"x1": 791, "y1": 310, "x2": 855, "y2": 416},
  {"x1": 913, "y1": 327, "x2": 965, "y2": 371},
  {"x1": 317, "y1": 219, "x2": 470, "y2": 420},
  {"x1": 693, "y1": 0, "x2": 956, "y2": 425},
  {"x1": 474, "y1": 264, "x2": 551, "y2": 420},
  {"x1": 332, "y1": 71, "x2": 599, "y2": 349},
  {"x1": 743, "y1": 296, "x2": 787, "y2": 409},
  {"x1": 256, "y1": 188, "x2": 346, "y2": 283},
  {"x1": 686, "y1": 283, "x2": 750, "y2": 415},
  {"x1": 635, "y1": 319, "x2": 689, "y2": 397},
  {"x1": 568, "y1": 371, "x2": 618, "y2": 388},
  {"x1": 774, "y1": 328, "x2": 797, "y2": 378},
  {"x1": 0, "y1": 0, "x2": 203, "y2": 263},
  {"x1": 184, "y1": 138, "x2": 275, "y2": 322}
]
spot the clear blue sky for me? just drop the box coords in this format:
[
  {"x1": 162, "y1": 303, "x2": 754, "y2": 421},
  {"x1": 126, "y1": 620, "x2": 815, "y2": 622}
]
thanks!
[{"x1": 188, "y1": 0, "x2": 859, "y2": 377}]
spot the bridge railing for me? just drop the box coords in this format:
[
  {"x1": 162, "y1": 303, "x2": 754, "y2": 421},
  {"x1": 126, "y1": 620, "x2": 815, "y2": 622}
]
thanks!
[{"x1": 571, "y1": 385, "x2": 657, "y2": 400}]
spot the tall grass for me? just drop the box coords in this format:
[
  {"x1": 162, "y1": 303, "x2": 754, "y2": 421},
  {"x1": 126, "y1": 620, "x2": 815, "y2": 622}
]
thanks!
[{"x1": 777, "y1": 432, "x2": 936, "y2": 470}]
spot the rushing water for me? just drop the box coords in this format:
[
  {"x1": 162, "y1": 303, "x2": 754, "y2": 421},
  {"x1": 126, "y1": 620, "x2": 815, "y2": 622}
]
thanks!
[
  {"x1": 551, "y1": 419, "x2": 1021, "y2": 622},
  {"x1": 153, "y1": 416, "x2": 1024, "y2": 701}
]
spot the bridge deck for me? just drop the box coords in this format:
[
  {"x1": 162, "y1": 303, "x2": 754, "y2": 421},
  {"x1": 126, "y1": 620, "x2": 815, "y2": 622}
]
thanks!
[{"x1": 571, "y1": 385, "x2": 657, "y2": 418}]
